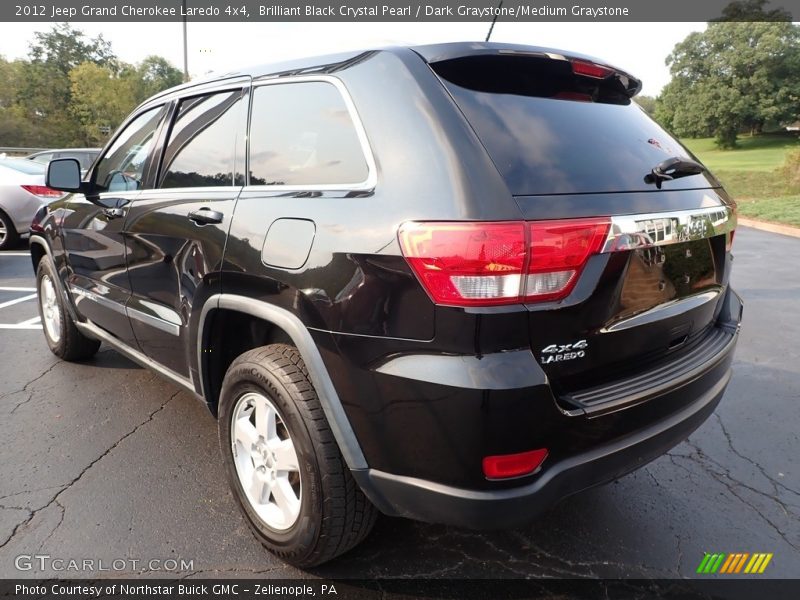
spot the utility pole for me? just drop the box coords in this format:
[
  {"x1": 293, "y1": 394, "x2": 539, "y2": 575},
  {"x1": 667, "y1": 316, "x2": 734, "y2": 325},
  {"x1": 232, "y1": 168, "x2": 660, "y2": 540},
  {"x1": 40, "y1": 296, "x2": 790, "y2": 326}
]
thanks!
[
  {"x1": 485, "y1": 0, "x2": 503, "y2": 42},
  {"x1": 182, "y1": 0, "x2": 189, "y2": 81}
]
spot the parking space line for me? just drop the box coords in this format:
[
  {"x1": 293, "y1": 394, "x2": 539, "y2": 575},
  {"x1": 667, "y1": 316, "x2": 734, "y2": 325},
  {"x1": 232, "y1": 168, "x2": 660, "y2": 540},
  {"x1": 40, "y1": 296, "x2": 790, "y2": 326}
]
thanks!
[
  {"x1": 18, "y1": 316, "x2": 41, "y2": 325},
  {"x1": 0, "y1": 323, "x2": 42, "y2": 330},
  {"x1": 0, "y1": 252, "x2": 31, "y2": 257},
  {"x1": 0, "y1": 286, "x2": 36, "y2": 292},
  {"x1": 0, "y1": 293, "x2": 37, "y2": 310}
]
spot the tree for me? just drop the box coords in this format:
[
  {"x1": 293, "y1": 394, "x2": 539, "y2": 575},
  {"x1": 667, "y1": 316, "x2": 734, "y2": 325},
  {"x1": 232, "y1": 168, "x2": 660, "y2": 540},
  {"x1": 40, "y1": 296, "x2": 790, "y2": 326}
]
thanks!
[
  {"x1": 29, "y1": 23, "x2": 116, "y2": 74},
  {"x1": 130, "y1": 56, "x2": 184, "y2": 103},
  {"x1": 69, "y1": 62, "x2": 136, "y2": 146},
  {"x1": 713, "y1": 0, "x2": 791, "y2": 21},
  {"x1": 656, "y1": 13, "x2": 800, "y2": 148},
  {"x1": 0, "y1": 25, "x2": 182, "y2": 148},
  {"x1": 14, "y1": 24, "x2": 120, "y2": 146},
  {"x1": 635, "y1": 95, "x2": 657, "y2": 116}
]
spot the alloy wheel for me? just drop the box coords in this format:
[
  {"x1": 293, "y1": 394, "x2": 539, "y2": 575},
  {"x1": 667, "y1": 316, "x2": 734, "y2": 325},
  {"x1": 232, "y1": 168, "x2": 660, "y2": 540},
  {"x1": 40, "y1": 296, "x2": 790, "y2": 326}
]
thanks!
[{"x1": 231, "y1": 391, "x2": 302, "y2": 530}]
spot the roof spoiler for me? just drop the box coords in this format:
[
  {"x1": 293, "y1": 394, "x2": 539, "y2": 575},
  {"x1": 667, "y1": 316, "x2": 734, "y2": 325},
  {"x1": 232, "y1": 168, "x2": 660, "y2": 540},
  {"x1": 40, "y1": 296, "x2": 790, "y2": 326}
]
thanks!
[{"x1": 414, "y1": 42, "x2": 643, "y2": 98}]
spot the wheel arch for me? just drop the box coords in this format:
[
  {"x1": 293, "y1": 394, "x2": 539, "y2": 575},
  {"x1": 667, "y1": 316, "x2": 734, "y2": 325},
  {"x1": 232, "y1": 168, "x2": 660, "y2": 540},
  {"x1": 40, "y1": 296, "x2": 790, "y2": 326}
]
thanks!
[
  {"x1": 29, "y1": 237, "x2": 46, "y2": 271},
  {"x1": 29, "y1": 235, "x2": 81, "y2": 323},
  {"x1": 197, "y1": 294, "x2": 368, "y2": 470}
]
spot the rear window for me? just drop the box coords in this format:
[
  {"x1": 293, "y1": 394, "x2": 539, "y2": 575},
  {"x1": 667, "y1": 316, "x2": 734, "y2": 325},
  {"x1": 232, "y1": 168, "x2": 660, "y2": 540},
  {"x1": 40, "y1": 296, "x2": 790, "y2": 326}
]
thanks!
[
  {"x1": 432, "y1": 55, "x2": 711, "y2": 196},
  {"x1": 0, "y1": 159, "x2": 45, "y2": 175},
  {"x1": 58, "y1": 151, "x2": 97, "y2": 170}
]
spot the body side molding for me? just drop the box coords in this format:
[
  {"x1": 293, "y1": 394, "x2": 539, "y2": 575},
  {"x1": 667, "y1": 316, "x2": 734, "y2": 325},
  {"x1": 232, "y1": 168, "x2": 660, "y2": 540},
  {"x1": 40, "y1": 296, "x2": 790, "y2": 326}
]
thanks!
[
  {"x1": 197, "y1": 294, "x2": 368, "y2": 470},
  {"x1": 74, "y1": 319, "x2": 198, "y2": 397}
]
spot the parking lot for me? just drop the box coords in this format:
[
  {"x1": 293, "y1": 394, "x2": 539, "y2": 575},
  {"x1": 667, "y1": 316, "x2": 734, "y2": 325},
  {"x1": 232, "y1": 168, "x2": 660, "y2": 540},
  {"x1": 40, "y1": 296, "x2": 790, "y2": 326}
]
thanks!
[{"x1": 0, "y1": 227, "x2": 798, "y2": 579}]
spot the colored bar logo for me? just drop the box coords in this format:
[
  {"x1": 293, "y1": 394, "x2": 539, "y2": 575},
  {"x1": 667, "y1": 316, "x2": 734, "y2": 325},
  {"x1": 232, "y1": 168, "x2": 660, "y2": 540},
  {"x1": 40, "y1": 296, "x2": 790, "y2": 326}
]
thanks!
[{"x1": 696, "y1": 552, "x2": 773, "y2": 574}]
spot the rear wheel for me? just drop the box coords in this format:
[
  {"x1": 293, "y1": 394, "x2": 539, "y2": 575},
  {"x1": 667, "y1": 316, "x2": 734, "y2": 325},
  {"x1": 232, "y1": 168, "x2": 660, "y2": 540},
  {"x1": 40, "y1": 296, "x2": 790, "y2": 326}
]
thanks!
[
  {"x1": 0, "y1": 210, "x2": 19, "y2": 251},
  {"x1": 218, "y1": 344, "x2": 377, "y2": 567},
  {"x1": 36, "y1": 258, "x2": 100, "y2": 360}
]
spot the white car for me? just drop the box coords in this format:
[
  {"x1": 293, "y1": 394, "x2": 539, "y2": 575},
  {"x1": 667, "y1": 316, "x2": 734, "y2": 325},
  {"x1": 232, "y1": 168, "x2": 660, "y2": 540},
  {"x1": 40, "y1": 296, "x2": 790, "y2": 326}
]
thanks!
[{"x1": 0, "y1": 159, "x2": 65, "y2": 250}]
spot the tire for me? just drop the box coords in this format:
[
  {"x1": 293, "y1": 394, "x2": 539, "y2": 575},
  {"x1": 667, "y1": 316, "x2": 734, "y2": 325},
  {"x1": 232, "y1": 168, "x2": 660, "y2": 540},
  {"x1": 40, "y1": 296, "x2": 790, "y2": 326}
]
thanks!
[
  {"x1": 0, "y1": 210, "x2": 20, "y2": 251},
  {"x1": 219, "y1": 344, "x2": 377, "y2": 567},
  {"x1": 36, "y1": 258, "x2": 101, "y2": 361}
]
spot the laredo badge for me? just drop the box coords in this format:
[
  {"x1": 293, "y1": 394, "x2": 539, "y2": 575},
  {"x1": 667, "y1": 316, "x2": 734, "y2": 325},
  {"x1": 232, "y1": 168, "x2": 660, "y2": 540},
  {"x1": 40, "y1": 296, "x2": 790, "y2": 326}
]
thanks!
[{"x1": 540, "y1": 339, "x2": 588, "y2": 364}]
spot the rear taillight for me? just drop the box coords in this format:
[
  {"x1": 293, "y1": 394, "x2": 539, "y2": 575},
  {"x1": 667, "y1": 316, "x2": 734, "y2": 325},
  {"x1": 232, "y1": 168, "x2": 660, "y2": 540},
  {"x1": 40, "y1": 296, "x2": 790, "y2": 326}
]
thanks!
[
  {"x1": 526, "y1": 218, "x2": 610, "y2": 302},
  {"x1": 21, "y1": 185, "x2": 62, "y2": 198},
  {"x1": 398, "y1": 222, "x2": 527, "y2": 307},
  {"x1": 398, "y1": 218, "x2": 609, "y2": 307}
]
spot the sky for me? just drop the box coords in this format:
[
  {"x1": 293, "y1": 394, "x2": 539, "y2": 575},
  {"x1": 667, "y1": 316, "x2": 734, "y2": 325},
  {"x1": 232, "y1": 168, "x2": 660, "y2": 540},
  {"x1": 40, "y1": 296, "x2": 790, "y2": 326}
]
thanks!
[{"x1": 0, "y1": 21, "x2": 705, "y2": 96}]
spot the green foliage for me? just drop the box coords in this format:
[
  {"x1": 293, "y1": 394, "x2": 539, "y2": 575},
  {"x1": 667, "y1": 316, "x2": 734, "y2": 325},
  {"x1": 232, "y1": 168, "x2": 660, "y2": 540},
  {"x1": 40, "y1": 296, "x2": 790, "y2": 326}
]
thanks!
[
  {"x1": 0, "y1": 25, "x2": 181, "y2": 148},
  {"x1": 657, "y1": 9, "x2": 800, "y2": 149},
  {"x1": 69, "y1": 62, "x2": 136, "y2": 146},
  {"x1": 682, "y1": 133, "x2": 799, "y2": 172},
  {"x1": 131, "y1": 56, "x2": 184, "y2": 103},
  {"x1": 779, "y1": 148, "x2": 800, "y2": 188},
  {"x1": 736, "y1": 195, "x2": 800, "y2": 227},
  {"x1": 713, "y1": 0, "x2": 791, "y2": 22},
  {"x1": 634, "y1": 95, "x2": 656, "y2": 116},
  {"x1": 29, "y1": 23, "x2": 116, "y2": 74},
  {"x1": 686, "y1": 132, "x2": 800, "y2": 227}
]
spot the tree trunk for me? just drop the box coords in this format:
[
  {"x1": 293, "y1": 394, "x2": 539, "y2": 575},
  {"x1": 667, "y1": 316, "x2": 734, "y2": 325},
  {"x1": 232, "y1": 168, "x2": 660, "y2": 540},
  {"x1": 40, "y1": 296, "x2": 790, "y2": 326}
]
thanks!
[{"x1": 715, "y1": 127, "x2": 738, "y2": 149}]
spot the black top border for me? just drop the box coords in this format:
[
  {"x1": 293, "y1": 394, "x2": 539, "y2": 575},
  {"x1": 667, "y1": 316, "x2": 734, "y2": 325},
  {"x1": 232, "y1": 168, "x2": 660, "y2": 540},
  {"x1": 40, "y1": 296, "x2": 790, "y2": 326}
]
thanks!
[{"x1": 2, "y1": 0, "x2": 798, "y2": 22}]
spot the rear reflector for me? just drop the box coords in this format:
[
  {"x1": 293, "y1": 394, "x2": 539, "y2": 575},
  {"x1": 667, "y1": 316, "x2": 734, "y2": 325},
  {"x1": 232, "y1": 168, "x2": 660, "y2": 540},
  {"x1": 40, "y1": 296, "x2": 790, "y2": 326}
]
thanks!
[
  {"x1": 21, "y1": 185, "x2": 63, "y2": 198},
  {"x1": 570, "y1": 59, "x2": 615, "y2": 79},
  {"x1": 399, "y1": 218, "x2": 609, "y2": 307},
  {"x1": 483, "y1": 448, "x2": 549, "y2": 479}
]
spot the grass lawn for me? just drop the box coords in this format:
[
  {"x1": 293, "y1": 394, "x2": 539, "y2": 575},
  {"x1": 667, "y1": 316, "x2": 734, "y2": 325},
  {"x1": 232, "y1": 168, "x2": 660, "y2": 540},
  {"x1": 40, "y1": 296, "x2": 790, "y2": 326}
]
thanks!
[
  {"x1": 682, "y1": 132, "x2": 800, "y2": 227},
  {"x1": 683, "y1": 133, "x2": 799, "y2": 172},
  {"x1": 733, "y1": 195, "x2": 800, "y2": 227}
]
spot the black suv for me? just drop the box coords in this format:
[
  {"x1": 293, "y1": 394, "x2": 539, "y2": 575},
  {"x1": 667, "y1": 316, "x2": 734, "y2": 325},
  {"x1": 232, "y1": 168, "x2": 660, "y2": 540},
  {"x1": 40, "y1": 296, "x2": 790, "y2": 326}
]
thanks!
[{"x1": 32, "y1": 43, "x2": 742, "y2": 567}]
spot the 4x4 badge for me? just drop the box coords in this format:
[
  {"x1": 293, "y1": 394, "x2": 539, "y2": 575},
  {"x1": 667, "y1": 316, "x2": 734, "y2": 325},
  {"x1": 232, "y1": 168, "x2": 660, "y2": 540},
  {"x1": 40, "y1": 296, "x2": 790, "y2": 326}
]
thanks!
[{"x1": 540, "y1": 339, "x2": 588, "y2": 364}]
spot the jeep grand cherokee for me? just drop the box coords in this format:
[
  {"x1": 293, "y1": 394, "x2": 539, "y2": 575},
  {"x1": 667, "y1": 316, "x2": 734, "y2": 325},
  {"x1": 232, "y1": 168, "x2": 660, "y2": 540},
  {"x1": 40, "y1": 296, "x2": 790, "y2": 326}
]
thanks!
[{"x1": 31, "y1": 42, "x2": 742, "y2": 567}]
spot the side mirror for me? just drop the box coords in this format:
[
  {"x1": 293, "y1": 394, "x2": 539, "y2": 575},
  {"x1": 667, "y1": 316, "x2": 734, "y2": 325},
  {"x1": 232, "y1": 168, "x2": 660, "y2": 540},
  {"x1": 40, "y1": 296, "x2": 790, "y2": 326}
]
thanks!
[{"x1": 46, "y1": 158, "x2": 83, "y2": 193}]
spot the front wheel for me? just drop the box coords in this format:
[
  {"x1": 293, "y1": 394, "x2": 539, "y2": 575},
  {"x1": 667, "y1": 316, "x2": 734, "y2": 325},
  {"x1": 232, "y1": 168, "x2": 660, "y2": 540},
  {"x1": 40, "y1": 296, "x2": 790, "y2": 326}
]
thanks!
[
  {"x1": 218, "y1": 344, "x2": 377, "y2": 567},
  {"x1": 36, "y1": 258, "x2": 100, "y2": 360}
]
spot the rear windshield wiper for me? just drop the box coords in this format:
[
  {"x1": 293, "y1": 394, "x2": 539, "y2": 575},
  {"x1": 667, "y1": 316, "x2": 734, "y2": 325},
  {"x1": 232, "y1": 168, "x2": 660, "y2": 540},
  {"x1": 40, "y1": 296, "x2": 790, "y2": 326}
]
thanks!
[{"x1": 644, "y1": 157, "x2": 706, "y2": 189}]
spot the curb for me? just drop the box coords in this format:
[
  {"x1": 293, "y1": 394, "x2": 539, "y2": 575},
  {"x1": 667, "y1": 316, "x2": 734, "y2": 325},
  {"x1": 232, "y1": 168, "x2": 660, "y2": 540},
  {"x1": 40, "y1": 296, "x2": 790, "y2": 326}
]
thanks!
[{"x1": 738, "y1": 217, "x2": 800, "y2": 239}]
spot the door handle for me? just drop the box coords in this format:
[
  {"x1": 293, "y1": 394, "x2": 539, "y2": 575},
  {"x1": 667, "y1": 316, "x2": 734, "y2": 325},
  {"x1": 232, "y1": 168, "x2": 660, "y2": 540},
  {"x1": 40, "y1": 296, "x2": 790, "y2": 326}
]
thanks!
[{"x1": 188, "y1": 207, "x2": 224, "y2": 225}]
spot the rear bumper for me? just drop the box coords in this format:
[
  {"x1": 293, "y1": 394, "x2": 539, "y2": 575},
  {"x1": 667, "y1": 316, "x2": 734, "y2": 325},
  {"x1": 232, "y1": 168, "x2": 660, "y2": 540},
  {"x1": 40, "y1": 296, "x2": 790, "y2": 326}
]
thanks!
[{"x1": 352, "y1": 289, "x2": 742, "y2": 529}]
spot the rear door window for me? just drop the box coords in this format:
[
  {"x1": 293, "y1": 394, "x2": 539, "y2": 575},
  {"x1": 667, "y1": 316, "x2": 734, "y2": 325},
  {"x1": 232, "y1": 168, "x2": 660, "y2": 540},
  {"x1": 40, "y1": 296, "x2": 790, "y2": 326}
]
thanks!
[
  {"x1": 248, "y1": 81, "x2": 369, "y2": 186},
  {"x1": 431, "y1": 55, "x2": 712, "y2": 196},
  {"x1": 159, "y1": 90, "x2": 244, "y2": 188}
]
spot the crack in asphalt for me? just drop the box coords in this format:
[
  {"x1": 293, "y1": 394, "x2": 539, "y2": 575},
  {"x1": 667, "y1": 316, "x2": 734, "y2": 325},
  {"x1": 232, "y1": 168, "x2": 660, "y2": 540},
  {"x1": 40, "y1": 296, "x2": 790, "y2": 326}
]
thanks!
[
  {"x1": 685, "y1": 432, "x2": 800, "y2": 512},
  {"x1": 0, "y1": 486, "x2": 64, "y2": 503},
  {"x1": 174, "y1": 566, "x2": 286, "y2": 577},
  {"x1": 666, "y1": 448, "x2": 800, "y2": 552},
  {"x1": 0, "y1": 389, "x2": 181, "y2": 552},
  {"x1": 35, "y1": 500, "x2": 65, "y2": 553},
  {"x1": 713, "y1": 412, "x2": 800, "y2": 499},
  {"x1": 3, "y1": 360, "x2": 63, "y2": 414}
]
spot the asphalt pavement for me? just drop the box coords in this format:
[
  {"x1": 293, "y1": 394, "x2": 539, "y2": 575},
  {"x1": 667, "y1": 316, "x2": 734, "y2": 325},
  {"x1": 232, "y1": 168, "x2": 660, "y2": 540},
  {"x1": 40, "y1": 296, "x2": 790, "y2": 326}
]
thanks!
[{"x1": 0, "y1": 227, "x2": 797, "y2": 579}]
